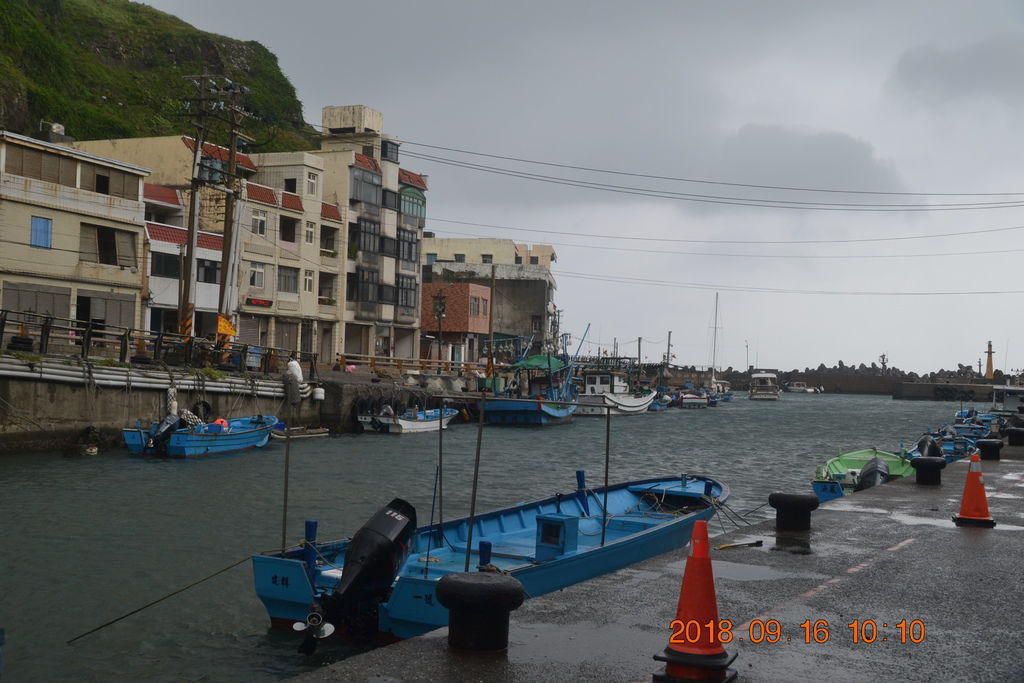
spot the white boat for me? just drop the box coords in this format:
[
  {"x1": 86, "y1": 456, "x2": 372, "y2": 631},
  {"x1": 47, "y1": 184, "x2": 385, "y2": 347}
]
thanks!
[
  {"x1": 679, "y1": 392, "x2": 710, "y2": 408},
  {"x1": 749, "y1": 372, "x2": 781, "y2": 401},
  {"x1": 785, "y1": 381, "x2": 819, "y2": 394},
  {"x1": 576, "y1": 371, "x2": 657, "y2": 416},
  {"x1": 358, "y1": 407, "x2": 458, "y2": 434}
]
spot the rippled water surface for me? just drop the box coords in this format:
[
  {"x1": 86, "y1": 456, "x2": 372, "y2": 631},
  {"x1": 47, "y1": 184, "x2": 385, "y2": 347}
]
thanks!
[{"x1": 1, "y1": 393, "x2": 967, "y2": 681}]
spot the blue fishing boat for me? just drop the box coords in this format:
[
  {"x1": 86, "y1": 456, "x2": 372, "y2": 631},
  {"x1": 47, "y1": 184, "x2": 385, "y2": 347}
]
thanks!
[
  {"x1": 903, "y1": 430, "x2": 977, "y2": 463},
  {"x1": 485, "y1": 353, "x2": 579, "y2": 425},
  {"x1": 122, "y1": 414, "x2": 276, "y2": 457},
  {"x1": 953, "y1": 408, "x2": 1004, "y2": 430},
  {"x1": 251, "y1": 473, "x2": 729, "y2": 642}
]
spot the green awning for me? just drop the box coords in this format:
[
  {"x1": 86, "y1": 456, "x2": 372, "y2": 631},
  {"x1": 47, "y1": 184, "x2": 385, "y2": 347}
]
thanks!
[{"x1": 512, "y1": 355, "x2": 565, "y2": 372}]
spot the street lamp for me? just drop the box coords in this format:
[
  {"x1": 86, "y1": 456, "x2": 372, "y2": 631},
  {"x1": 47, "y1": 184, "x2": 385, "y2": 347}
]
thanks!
[
  {"x1": 745, "y1": 339, "x2": 749, "y2": 371},
  {"x1": 432, "y1": 291, "x2": 446, "y2": 366}
]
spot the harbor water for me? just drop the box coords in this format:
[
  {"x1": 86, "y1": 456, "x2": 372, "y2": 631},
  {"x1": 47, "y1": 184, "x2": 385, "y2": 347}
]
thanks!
[{"x1": 1, "y1": 394, "x2": 969, "y2": 681}]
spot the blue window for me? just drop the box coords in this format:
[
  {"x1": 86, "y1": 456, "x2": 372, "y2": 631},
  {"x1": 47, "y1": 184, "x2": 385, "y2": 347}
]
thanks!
[{"x1": 31, "y1": 216, "x2": 52, "y2": 248}]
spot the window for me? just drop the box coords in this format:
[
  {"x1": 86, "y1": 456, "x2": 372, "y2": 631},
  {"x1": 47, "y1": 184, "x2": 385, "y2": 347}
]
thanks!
[
  {"x1": 79, "y1": 163, "x2": 138, "y2": 199},
  {"x1": 307, "y1": 172, "x2": 318, "y2": 196},
  {"x1": 151, "y1": 252, "x2": 180, "y2": 278},
  {"x1": 278, "y1": 266, "x2": 299, "y2": 293},
  {"x1": 532, "y1": 315, "x2": 542, "y2": 332},
  {"x1": 454, "y1": 253, "x2": 465, "y2": 263},
  {"x1": 482, "y1": 298, "x2": 488, "y2": 317},
  {"x1": 280, "y1": 216, "x2": 298, "y2": 243},
  {"x1": 95, "y1": 173, "x2": 109, "y2": 195},
  {"x1": 79, "y1": 224, "x2": 136, "y2": 267},
  {"x1": 320, "y1": 225, "x2": 338, "y2": 251},
  {"x1": 530, "y1": 256, "x2": 539, "y2": 265},
  {"x1": 197, "y1": 259, "x2": 220, "y2": 284},
  {"x1": 357, "y1": 268, "x2": 379, "y2": 301},
  {"x1": 514, "y1": 255, "x2": 522, "y2": 264},
  {"x1": 30, "y1": 216, "x2": 52, "y2": 249},
  {"x1": 318, "y1": 273, "x2": 337, "y2": 300},
  {"x1": 284, "y1": 178, "x2": 297, "y2": 193},
  {"x1": 303, "y1": 269, "x2": 314, "y2": 293},
  {"x1": 351, "y1": 167, "x2": 382, "y2": 205},
  {"x1": 378, "y1": 284, "x2": 396, "y2": 304},
  {"x1": 426, "y1": 253, "x2": 437, "y2": 265},
  {"x1": 382, "y1": 189, "x2": 399, "y2": 211},
  {"x1": 398, "y1": 275, "x2": 417, "y2": 307},
  {"x1": 470, "y1": 296, "x2": 480, "y2": 316},
  {"x1": 346, "y1": 272, "x2": 358, "y2": 301},
  {"x1": 251, "y1": 209, "x2": 267, "y2": 235},
  {"x1": 481, "y1": 254, "x2": 492, "y2": 264},
  {"x1": 398, "y1": 229, "x2": 418, "y2": 262},
  {"x1": 249, "y1": 262, "x2": 265, "y2": 288},
  {"x1": 400, "y1": 189, "x2": 426, "y2": 217},
  {"x1": 305, "y1": 221, "x2": 316, "y2": 244},
  {"x1": 358, "y1": 217, "x2": 380, "y2": 252},
  {"x1": 380, "y1": 236, "x2": 398, "y2": 257},
  {"x1": 381, "y1": 140, "x2": 400, "y2": 163}
]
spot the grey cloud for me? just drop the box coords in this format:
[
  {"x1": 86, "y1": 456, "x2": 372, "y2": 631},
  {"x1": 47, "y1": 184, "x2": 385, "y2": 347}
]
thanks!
[{"x1": 889, "y1": 34, "x2": 1024, "y2": 106}]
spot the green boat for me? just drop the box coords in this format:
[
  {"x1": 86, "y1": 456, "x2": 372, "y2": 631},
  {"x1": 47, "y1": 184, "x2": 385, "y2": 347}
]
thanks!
[{"x1": 811, "y1": 448, "x2": 914, "y2": 503}]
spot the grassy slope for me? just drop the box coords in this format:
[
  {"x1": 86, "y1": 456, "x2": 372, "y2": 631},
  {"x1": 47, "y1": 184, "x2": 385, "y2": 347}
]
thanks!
[{"x1": 0, "y1": 0, "x2": 315, "y2": 151}]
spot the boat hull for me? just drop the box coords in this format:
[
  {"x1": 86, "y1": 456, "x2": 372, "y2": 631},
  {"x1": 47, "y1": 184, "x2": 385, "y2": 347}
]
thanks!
[
  {"x1": 123, "y1": 415, "x2": 276, "y2": 457},
  {"x1": 576, "y1": 390, "x2": 656, "y2": 416},
  {"x1": 357, "y1": 408, "x2": 457, "y2": 433},
  {"x1": 484, "y1": 398, "x2": 576, "y2": 425}
]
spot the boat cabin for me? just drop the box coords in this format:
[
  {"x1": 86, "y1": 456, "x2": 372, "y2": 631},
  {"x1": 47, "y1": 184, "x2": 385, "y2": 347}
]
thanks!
[
  {"x1": 991, "y1": 384, "x2": 1024, "y2": 415},
  {"x1": 584, "y1": 371, "x2": 631, "y2": 395}
]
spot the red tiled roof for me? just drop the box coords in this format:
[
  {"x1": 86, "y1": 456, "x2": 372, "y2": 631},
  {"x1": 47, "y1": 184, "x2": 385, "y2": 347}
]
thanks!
[
  {"x1": 143, "y1": 183, "x2": 182, "y2": 206},
  {"x1": 245, "y1": 182, "x2": 278, "y2": 206},
  {"x1": 321, "y1": 202, "x2": 343, "y2": 221},
  {"x1": 181, "y1": 136, "x2": 258, "y2": 172},
  {"x1": 399, "y1": 168, "x2": 427, "y2": 189},
  {"x1": 280, "y1": 192, "x2": 304, "y2": 212},
  {"x1": 146, "y1": 222, "x2": 223, "y2": 251},
  {"x1": 354, "y1": 153, "x2": 382, "y2": 173}
]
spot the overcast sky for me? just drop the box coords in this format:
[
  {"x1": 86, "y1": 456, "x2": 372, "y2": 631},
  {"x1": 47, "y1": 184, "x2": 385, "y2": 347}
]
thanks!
[{"x1": 146, "y1": 0, "x2": 1024, "y2": 374}]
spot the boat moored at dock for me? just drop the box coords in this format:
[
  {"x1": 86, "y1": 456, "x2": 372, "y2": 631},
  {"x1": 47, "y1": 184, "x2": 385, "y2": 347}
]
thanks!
[
  {"x1": 123, "y1": 414, "x2": 276, "y2": 457},
  {"x1": 748, "y1": 372, "x2": 781, "y2": 400},
  {"x1": 251, "y1": 473, "x2": 729, "y2": 642},
  {"x1": 811, "y1": 447, "x2": 914, "y2": 502}
]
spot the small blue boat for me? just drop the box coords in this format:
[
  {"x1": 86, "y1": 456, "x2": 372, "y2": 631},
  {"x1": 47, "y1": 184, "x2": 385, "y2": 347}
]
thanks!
[
  {"x1": 122, "y1": 414, "x2": 276, "y2": 457},
  {"x1": 903, "y1": 431, "x2": 977, "y2": 463},
  {"x1": 251, "y1": 473, "x2": 728, "y2": 641},
  {"x1": 953, "y1": 409, "x2": 1004, "y2": 430}
]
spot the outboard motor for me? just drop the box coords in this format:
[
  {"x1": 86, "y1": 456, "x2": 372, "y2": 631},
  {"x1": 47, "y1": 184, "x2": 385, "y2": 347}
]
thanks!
[
  {"x1": 916, "y1": 435, "x2": 943, "y2": 459},
  {"x1": 312, "y1": 498, "x2": 417, "y2": 647},
  {"x1": 146, "y1": 413, "x2": 180, "y2": 452},
  {"x1": 854, "y1": 457, "x2": 890, "y2": 492}
]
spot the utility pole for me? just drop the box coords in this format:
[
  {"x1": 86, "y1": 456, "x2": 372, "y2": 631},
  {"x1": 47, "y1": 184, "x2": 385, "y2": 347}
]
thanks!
[
  {"x1": 433, "y1": 290, "x2": 446, "y2": 366},
  {"x1": 487, "y1": 264, "x2": 496, "y2": 389},
  {"x1": 665, "y1": 330, "x2": 672, "y2": 365},
  {"x1": 217, "y1": 86, "x2": 254, "y2": 323}
]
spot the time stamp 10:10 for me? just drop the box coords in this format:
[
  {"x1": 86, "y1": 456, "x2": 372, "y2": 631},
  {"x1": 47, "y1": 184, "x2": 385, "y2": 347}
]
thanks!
[{"x1": 669, "y1": 619, "x2": 926, "y2": 645}]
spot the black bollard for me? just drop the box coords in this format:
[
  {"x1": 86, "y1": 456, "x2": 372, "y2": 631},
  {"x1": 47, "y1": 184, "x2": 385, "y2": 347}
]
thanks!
[
  {"x1": 909, "y1": 456, "x2": 946, "y2": 485},
  {"x1": 436, "y1": 572, "x2": 525, "y2": 652},
  {"x1": 768, "y1": 493, "x2": 819, "y2": 531},
  {"x1": 1006, "y1": 427, "x2": 1024, "y2": 447},
  {"x1": 976, "y1": 439, "x2": 1004, "y2": 461}
]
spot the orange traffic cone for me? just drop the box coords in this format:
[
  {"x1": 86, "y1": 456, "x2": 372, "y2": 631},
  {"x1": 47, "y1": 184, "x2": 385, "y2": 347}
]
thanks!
[
  {"x1": 952, "y1": 453, "x2": 996, "y2": 528},
  {"x1": 653, "y1": 520, "x2": 737, "y2": 682}
]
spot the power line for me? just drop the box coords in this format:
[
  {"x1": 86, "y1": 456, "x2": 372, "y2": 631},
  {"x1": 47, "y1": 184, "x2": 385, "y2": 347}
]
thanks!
[
  {"x1": 556, "y1": 270, "x2": 1024, "y2": 296},
  {"x1": 427, "y1": 216, "x2": 1024, "y2": 245},
  {"x1": 430, "y1": 227, "x2": 1022, "y2": 260},
  {"x1": 401, "y1": 139, "x2": 1024, "y2": 198},
  {"x1": 401, "y1": 150, "x2": 1024, "y2": 211}
]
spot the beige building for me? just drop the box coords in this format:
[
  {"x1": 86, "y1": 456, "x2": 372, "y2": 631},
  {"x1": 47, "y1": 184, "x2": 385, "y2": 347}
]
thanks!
[
  {"x1": 420, "y1": 236, "x2": 559, "y2": 356},
  {"x1": 421, "y1": 237, "x2": 556, "y2": 268},
  {"x1": 0, "y1": 131, "x2": 149, "y2": 332},
  {"x1": 70, "y1": 106, "x2": 430, "y2": 363}
]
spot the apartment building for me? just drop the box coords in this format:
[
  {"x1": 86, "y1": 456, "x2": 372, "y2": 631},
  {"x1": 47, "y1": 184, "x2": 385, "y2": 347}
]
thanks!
[
  {"x1": 315, "y1": 105, "x2": 426, "y2": 360},
  {"x1": 419, "y1": 281, "x2": 492, "y2": 363},
  {"x1": 0, "y1": 131, "x2": 149, "y2": 331},
  {"x1": 420, "y1": 236, "x2": 558, "y2": 355},
  {"x1": 72, "y1": 136, "x2": 346, "y2": 360}
]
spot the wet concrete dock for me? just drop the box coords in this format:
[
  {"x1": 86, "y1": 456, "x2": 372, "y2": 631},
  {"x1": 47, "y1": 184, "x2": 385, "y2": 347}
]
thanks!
[{"x1": 295, "y1": 443, "x2": 1024, "y2": 682}]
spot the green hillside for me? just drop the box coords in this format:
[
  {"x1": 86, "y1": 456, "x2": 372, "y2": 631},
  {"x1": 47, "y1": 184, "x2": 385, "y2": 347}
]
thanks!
[{"x1": 0, "y1": 0, "x2": 315, "y2": 151}]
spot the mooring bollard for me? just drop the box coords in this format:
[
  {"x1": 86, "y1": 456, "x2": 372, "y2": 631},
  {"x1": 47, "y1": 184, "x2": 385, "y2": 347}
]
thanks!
[
  {"x1": 768, "y1": 492, "x2": 819, "y2": 531},
  {"x1": 1005, "y1": 427, "x2": 1024, "y2": 447},
  {"x1": 976, "y1": 439, "x2": 1003, "y2": 461},
  {"x1": 436, "y1": 572, "x2": 525, "y2": 652},
  {"x1": 910, "y1": 456, "x2": 946, "y2": 485}
]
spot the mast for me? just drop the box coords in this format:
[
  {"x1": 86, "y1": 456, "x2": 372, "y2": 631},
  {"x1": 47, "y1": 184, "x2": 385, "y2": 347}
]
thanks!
[{"x1": 711, "y1": 293, "x2": 719, "y2": 386}]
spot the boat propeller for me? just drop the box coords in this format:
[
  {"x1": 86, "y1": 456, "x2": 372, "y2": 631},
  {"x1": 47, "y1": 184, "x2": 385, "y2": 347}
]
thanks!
[{"x1": 293, "y1": 610, "x2": 335, "y2": 655}]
